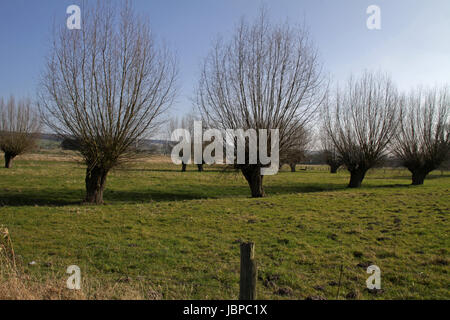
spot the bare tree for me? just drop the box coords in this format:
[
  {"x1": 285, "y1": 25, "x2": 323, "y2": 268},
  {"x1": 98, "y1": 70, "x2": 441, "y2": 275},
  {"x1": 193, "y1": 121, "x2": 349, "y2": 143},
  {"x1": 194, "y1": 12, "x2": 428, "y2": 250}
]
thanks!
[
  {"x1": 280, "y1": 125, "x2": 310, "y2": 172},
  {"x1": 169, "y1": 113, "x2": 208, "y2": 172},
  {"x1": 172, "y1": 115, "x2": 191, "y2": 172},
  {"x1": 39, "y1": 2, "x2": 177, "y2": 204},
  {"x1": 324, "y1": 72, "x2": 400, "y2": 187},
  {"x1": 161, "y1": 117, "x2": 178, "y2": 156},
  {"x1": 0, "y1": 97, "x2": 40, "y2": 168},
  {"x1": 196, "y1": 10, "x2": 326, "y2": 197},
  {"x1": 392, "y1": 88, "x2": 449, "y2": 185},
  {"x1": 320, "y1": 132, "x2": 342, "y2": 173}
]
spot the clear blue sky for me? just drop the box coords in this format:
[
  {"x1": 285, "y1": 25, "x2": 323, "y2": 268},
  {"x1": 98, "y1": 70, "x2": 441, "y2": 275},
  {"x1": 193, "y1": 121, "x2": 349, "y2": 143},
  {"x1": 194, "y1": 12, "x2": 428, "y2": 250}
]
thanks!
[{"x1": 1, "y1": 0, "x2": 449, "y2": 115}]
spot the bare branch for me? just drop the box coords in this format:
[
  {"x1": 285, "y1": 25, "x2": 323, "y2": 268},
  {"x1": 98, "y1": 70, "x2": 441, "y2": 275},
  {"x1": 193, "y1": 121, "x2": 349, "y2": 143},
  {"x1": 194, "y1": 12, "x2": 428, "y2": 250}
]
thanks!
[
  {"x1": 38, "y1": 1, "x2": 177, "y2": 203},
  {"x1": 323, "y1": 72, "x2": 400, "y2": 187},
  {"x1": 196, "y1": 9, "x2": 326, "y2": 196},
  {"x1": 0, "y1": 97, "x2": 41, "y2": 168},
  {"x1": 392, "y1": 87, "x2": 449, "y2": 184}
]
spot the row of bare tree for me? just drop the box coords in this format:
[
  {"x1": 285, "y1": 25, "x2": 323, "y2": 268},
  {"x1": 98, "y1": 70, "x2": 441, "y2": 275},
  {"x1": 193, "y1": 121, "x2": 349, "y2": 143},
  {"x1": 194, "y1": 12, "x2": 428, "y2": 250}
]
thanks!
[
  {"x1": 322, "y1": 73, "x2": 449, "y2": 187},
  {"x1": 0, "y1": 3, "x2": 448, "y2": 204}
]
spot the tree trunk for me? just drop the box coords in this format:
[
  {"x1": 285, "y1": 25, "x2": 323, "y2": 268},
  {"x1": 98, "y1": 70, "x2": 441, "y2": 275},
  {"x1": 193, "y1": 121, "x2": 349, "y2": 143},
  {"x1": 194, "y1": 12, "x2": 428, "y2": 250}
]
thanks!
[
  {"x1": 4, "y1": 153, "x2": 14, "y2": 168},
  {"x1": 241, "y1": 165, "x2": 265, "y2": 198},
  {"x1": 348, "y1": 168, "x2": 367, "y2": 188},
  {"x1": 85, "y1": 166, "x2": 108, "y2": 204},
  {"x1": 181, "y1": 162, "x2": 187, "y2": 172},
  {"x1": 411, "y1": 169, "x2": 428, "y2": 185},
  {"x1": 289, "y1": 163, "x2": 296, "y2": 172},
  {"x1": 330, "y1": 163, "x2": 339, "y2": 174}
]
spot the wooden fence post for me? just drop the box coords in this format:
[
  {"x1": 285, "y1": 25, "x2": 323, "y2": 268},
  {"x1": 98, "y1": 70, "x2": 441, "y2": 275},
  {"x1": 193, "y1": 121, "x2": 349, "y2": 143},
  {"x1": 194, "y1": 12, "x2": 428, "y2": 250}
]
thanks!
[{"x1": 239, "y1": 242, "x2": 257, "y2": 300}]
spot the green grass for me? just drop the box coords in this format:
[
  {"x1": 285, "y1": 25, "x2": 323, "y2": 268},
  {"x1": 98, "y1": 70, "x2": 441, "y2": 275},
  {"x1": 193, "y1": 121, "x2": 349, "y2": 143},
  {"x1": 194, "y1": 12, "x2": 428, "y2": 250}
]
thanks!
[{"x1": 0, "y1": 155, "x2": 449, "y2": 299}]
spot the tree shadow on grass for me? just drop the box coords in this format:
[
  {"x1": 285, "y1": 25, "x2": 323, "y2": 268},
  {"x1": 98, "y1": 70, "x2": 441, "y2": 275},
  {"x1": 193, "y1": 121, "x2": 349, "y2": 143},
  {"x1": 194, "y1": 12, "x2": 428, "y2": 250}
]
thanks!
[
  {"x1": 265, "y1": 183, "x2": 347, "y2": 195},
  {"x1": 361, "y1": 183, "x2": 411, "y2": 189},
  {"x1": 104, "y1": 189, "x2": 219, "y2": 203},
  {"x1": 0, "y1": 187, "x2": 239, "y2": 207},
  {"x1": 121, "y1": 167, "x2": 232, "y2": 174},
  {"x1": 0, "y1": 192, "x2": 82, "y2": 207},
  {"x1": 0, "y1": 181, "x2": 350, "y2": 207},
  {"x1": 390, "y1": 174, "x2": 450, "y2": 181}
]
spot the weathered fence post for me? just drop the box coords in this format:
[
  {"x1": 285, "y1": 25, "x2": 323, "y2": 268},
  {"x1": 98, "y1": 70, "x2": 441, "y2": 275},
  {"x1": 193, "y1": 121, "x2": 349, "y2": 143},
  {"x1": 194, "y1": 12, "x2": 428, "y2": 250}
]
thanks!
[{"x1": 239, "y1": 242, "x2": 257, "y2": 300}]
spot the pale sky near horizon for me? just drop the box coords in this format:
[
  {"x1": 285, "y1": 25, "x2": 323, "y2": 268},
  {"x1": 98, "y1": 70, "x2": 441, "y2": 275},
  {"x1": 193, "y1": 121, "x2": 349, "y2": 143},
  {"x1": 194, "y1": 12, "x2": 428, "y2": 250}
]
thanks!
[{"x1": 1, "y1": 0, "x2": 449, "y2": 117}]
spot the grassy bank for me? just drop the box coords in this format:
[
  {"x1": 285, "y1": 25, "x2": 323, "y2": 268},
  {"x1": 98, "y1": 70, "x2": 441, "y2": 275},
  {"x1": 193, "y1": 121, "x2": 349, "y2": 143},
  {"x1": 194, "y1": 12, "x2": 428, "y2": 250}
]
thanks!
[{"x1": 0, "y1": 154, "x2": 448, "y2": 299}]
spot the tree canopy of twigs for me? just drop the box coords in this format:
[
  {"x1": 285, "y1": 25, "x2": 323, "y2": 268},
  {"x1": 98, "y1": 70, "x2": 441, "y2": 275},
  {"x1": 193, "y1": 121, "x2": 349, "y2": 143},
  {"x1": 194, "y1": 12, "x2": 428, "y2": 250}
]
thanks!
[
  {"x1": 323, "y1": 72, "x2": 400, "y2": 187},
  {"x1": 196, "y1": 9, "x2": 326, "y2": 197},
  {"x1": 0, "y1": 97, "x2": 41, "y2": 168},
  {"x1": 392, "y1": 87, "x2": 449, "y2": 185},
  {"x1": 38, "y1": 1, "x2": 177, "y2": 204}
]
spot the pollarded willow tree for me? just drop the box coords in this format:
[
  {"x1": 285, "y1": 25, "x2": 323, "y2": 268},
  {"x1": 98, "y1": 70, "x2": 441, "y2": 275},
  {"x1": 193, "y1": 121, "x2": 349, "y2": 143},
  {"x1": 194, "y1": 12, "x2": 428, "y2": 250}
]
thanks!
[
  {"x1": 39, "y1": 2, "x2": 177, "y2": 204},
  {"x1": 280, "y1": 125, "x2": 311, "y2": 172},
  {"x1": 324, "y1": 72, "x2": 400, "y2": 188},
  {"x1": 169, "y1": 113, "x2": 208, "y2": 172},
  {"x1": 392, "y1": 88, "x2": 449, "y2": 185},
  {"x1": 0, "y1": 97, "x2": 40, "y2": 168},
  {"x1": 196, "y1": 10, "x2": 326, "y2": 197},
  {"x1": 320, "y1": 132, "x2": 343, "y2": 174}
]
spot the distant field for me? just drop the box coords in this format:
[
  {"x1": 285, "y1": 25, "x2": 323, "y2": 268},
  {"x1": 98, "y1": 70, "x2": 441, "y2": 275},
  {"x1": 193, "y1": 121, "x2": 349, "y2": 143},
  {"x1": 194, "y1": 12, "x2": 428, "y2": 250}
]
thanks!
[{"x1": 0, "y1": 152, "x2": 449, "y2": 299}]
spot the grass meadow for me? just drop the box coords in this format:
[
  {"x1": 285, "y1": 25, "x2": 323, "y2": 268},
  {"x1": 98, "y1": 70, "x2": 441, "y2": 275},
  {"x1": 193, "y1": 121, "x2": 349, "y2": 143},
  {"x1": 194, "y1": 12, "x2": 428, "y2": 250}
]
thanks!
[{"x1": 0, "y1": 151, "x2": 449, "y2": 299}]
